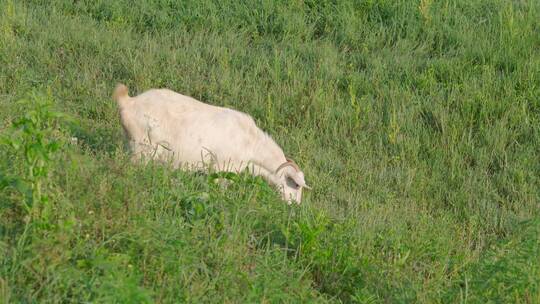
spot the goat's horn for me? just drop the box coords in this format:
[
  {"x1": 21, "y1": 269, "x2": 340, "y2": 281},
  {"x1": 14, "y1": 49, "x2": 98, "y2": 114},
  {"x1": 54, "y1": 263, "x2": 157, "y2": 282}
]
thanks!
[
  {"x1": 285, "y1": 158, "x2": 300, "y2": 171},
  {"x1": 275, "y1": 158, "x2": 300, "y2": 173}
]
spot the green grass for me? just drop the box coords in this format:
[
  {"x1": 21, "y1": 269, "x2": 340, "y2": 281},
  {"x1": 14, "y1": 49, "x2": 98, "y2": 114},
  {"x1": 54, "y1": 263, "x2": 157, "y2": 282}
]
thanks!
[{"x1": 1, "y1": 0, "x2": 539, "y2": 302}]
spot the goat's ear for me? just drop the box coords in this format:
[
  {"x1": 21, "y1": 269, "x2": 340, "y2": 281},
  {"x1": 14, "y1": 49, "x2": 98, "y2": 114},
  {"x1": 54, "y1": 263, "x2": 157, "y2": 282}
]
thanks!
[{"x1": 287, "y1": 171, "x2": 311, "y2": 190}]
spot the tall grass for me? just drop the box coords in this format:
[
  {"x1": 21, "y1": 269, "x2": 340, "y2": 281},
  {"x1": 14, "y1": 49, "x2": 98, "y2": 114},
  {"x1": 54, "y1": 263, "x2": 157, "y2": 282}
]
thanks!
[{"x1": 1, "y1": 0, "x2": 539, "y2": 302}]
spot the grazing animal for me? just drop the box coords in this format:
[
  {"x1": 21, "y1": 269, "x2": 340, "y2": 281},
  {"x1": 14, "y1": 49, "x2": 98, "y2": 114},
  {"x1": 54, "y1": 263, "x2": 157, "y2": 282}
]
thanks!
[{"x1": 113, "y1": 84, "x2": 310, "y2": 204}]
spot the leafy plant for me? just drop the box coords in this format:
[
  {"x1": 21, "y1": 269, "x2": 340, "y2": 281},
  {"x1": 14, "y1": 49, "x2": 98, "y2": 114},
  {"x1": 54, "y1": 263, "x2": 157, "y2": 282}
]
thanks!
[{"x1": 1, "y1": 91, "x2": 68, "y2": 223}]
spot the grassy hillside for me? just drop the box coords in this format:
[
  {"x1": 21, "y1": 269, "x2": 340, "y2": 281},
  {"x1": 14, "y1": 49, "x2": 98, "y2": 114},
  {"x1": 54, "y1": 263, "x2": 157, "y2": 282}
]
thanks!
[{"x1": 1, "y1": 0, "x2": 539, "y2": 302}]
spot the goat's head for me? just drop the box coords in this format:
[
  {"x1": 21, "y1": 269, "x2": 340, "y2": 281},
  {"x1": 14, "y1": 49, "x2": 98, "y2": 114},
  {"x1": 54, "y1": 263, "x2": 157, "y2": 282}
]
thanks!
[{"x1": 275, "y1": 158, "x2": 311, "y2": 204}]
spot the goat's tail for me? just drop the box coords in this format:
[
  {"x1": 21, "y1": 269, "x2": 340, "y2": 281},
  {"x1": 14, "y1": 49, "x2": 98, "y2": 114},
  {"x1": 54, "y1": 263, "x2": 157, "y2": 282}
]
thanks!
[{"x1": 113, "y1": 83, "x2": 130, "y2": 104}]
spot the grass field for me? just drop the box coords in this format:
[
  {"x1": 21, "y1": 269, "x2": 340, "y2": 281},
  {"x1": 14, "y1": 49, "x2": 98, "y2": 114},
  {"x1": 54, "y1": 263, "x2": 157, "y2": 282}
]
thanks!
[{"x1": 1, "y1": 0, "x2": 540, "y2": 302}]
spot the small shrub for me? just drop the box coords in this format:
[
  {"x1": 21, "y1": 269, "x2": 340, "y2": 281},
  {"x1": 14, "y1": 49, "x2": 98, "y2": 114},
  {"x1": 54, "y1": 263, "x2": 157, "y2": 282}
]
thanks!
[{"x1": 1, "y1": 91, "x2": 68, "y2": 223}]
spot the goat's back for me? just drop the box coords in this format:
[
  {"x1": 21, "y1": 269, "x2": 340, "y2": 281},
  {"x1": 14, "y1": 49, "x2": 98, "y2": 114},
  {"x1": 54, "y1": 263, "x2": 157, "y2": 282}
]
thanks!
[{"x1": 119, "y1": 88, "x2": 266, "y2": 170}]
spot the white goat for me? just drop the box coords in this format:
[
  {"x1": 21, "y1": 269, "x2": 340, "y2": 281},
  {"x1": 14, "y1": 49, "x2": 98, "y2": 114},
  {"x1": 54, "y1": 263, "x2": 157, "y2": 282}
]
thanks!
[{"x1": 113, "y1": 84, "x2": 310, "y2": 204}]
